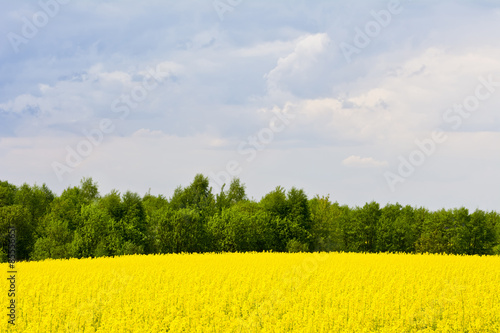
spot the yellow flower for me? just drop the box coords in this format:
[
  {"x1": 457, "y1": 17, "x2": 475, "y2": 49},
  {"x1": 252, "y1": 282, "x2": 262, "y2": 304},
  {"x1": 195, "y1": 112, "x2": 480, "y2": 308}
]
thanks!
[{"x1": 2, "y1": 252, "x2": 499, "y2": 332}]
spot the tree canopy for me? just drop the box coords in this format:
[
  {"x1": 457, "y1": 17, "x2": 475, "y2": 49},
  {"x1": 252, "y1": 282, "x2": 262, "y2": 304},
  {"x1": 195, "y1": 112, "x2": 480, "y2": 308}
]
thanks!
[{"x1": 0, "y1": 175, "x2": 498, "y2": 262}]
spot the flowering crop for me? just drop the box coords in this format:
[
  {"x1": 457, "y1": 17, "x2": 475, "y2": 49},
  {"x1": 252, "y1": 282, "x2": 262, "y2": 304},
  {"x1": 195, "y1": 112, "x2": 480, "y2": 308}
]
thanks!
[{"x1": 2, "y1": 252, "x2": 500, "y2": 332}]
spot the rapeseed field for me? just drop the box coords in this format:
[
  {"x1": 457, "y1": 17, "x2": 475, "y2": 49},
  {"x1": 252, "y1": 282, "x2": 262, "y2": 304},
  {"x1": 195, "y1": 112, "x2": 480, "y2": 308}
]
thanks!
[{"x1": 3, "y1": 252, "x2": 500, "y2": 332}]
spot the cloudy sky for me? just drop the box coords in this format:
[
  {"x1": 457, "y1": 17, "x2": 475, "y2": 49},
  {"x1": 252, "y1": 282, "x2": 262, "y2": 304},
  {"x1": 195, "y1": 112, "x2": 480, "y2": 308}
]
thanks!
[{"x1": 1, "y1": 0, "x2": 499, "y2": 211}]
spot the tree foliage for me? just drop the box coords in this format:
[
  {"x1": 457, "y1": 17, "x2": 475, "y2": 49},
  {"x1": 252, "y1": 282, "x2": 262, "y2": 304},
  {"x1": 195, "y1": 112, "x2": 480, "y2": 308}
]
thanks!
[{"x1": 0, "y1": 175, "x2": 498, "y2": 262}]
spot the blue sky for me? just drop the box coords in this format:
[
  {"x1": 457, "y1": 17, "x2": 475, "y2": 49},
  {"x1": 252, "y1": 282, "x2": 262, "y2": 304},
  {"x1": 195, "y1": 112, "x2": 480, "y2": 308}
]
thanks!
[{"x1": 0, "y1": 0, "x2": 499, "y2": 211}]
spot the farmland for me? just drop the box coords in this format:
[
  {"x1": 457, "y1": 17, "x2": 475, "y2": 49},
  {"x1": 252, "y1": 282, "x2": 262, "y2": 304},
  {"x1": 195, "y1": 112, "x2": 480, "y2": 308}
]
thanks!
[{"x1": 3, "y1": 252, "x2": 500, "y2": 332}]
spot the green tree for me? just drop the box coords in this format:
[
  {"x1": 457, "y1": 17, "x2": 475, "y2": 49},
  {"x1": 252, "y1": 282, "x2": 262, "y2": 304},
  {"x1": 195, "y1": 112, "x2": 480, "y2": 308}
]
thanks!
[
  {"x1": 259, "y1": 186, "x2": 312, "y2": 252},
  {"x1": 260, "y1": 186, "x2": 289, "y2": 219},
  {"x1": 208, "y1": 200, "x2": 269, "y2": 252},
  {"x1": 72, "y1": 204, "x2": 114, "y2": 258},
  {"x1": 376, "y1": 204, "x2": 418, "y2": 253},
  {"x1": 448, "y1": 207, "x2": 471, "y2": 254},
  {"x1": 79, "y1": 177, "x2": 100, "y2": 204},
  {"x1": 48, "y1": 187, "x2": 84, "y2": 231},
  {"x1": 345, "y1": 202, "x2": 380, "y2": 252},
  {"x1": 215, "y1": 178, "x2": 248, "y2": 212},
  {"x1": 170, "y1": 174, "x2": 215, "y2": 214},
  {"x1": 456, "y1": 209, "x2": 496, "y2": 255},
  {"x1": 416, "y1": 209, "x2": 454, "y2": 254},
  {"x1": 13, "y1": 183, "x2": 54, "y2": 255},
  {"x1": 118, "y1": 191, "x2": 147, "y2": 254},
  {"x1": 396, "y1": 205, "x2": 420, "y2": 253},
  {"x1": 99, "y1": 190, "x2": 124, "y2": 222},
  {"x1": 208, "y1": 206, "x2": 249, "y2": 252},
  {"x1": 0, "y1": 180, "x2": 17, "y2": 207},
  {"x1": 227, "y1": 178, "x2": 247, "y2": 204},
  {"x1": 309, "y1": 196, "x2": 344, "y2": 251},
  {"x1": 31, "y1": 213, "x2": 74, "y2": 260},
  {"x1": 154, "y1": 207, "x2": 207, "y2": 253},
  {"x1": 143, "y1": 192, "x2": 169, "y2": 253},
  {"x1": 489, "y1": 211, "x2": 500, "y2": 254},
  {"x1": 31, "y1": 178, "x2": 99, "y2": 260},
  {"x1": 0, "y1": 205, "x2": 31, "y2": 261},
  {"x1": 286, "y1": 187, "x2": 312, "y2": 250},
  {"x1": 234, "y1": 201, "x2": 274, "y2": 251},
  {"x1": 376, "y1": 203, "x2": 403, "y2": 252},
  {"x1": 168, "y1": 174, "x2": 215, "y2": 252},
  {"x1": 143, "y1": 192, "x2": 168, "y2": 217},
  {"x1": 260, "y1": 186, "x2": 292, "y2": 251}
]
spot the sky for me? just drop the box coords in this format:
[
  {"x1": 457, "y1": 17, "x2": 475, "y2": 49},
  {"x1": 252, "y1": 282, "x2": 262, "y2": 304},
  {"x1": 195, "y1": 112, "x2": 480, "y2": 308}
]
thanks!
[{"x1": 0, "y1": 0, "x2": 499, "y2": 211}]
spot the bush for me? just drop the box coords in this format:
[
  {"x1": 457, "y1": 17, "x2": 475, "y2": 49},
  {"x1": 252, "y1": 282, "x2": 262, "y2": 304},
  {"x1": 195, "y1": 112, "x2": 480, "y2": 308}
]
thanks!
[
  {"x1": 121, "y1": 241, "x2": 144, "y2": 255},
  {"x1": 0, "y1": 248, "x2": 7, "y2": 263},
  {"x1": 286, "y1": 239, "x2": 309, "y2": 253}
]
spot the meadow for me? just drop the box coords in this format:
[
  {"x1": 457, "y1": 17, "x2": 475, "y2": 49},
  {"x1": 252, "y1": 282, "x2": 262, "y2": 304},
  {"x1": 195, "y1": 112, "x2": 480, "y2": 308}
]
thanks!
[{"x1": 3, "y1": 252, "x2": 500, "y2": 332}]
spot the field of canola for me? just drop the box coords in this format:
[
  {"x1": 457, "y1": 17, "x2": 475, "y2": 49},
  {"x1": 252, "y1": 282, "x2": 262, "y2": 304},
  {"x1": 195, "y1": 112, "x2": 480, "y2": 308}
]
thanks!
[{"x1": 2, "y1": 252, "x2": 500, "y2": 332}]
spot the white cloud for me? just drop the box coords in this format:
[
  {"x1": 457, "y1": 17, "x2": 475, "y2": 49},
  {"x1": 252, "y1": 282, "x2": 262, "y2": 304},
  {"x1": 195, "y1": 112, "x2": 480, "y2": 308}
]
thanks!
[
  {"x1": 233, "y1": 39, "x2": 297, "y2": 58},
  {"x1": 262, "y1": 45, "x2": 500, "y2": 148},
  {"x1": 0, "y1": 93, "x2": 42, "y2": 114},
  {"x1": 131, "y1": 128, "x2": 165, "y2": 138},
  {"x1": 265, "y1": 33, "x2": 332, "y2": 96},
  {"x1": 342, "y1": 155, "x2": 388, "y2": 168}
]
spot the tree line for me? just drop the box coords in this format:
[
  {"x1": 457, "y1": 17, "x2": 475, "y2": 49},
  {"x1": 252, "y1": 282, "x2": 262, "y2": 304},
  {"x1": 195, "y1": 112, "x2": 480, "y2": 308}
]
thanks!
[{"x1": 1, "y1": 174, "x2": 499, "y2": 262}]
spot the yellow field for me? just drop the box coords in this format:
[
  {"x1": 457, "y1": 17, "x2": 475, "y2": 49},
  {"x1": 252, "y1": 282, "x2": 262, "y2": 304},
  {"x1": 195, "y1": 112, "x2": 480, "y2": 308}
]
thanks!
[{"x1": 2, "y1": 252, "x2": 500, "y2": 332}]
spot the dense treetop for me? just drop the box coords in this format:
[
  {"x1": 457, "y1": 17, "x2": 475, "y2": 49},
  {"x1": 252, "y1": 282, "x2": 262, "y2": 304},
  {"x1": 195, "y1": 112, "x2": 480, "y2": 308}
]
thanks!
[{"x1": 1, "y1": 175, "x2": 499, "y2": 262}]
